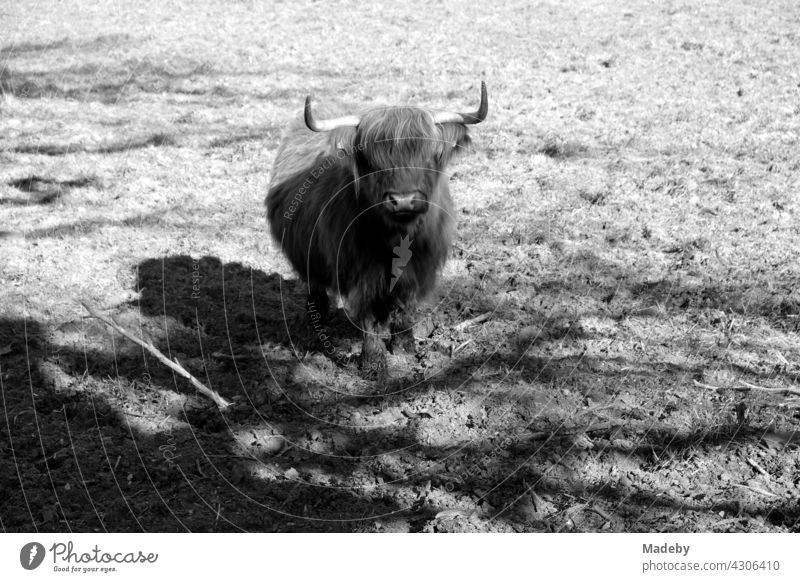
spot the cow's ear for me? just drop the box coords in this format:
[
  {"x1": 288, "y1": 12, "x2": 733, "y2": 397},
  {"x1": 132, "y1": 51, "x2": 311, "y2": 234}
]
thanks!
[
  {"x1": 329, "y1": 126, "x2": 358, "y2": 158},
  {"x1": 436, "y1": 123, "x2": 472, "y2": 168}
]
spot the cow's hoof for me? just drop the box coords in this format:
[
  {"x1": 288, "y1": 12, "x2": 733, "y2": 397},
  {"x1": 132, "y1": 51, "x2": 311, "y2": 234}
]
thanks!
[
  {"x1": 390, "y1": 331, "x2": 416, "y2": 354},
  {"x1": 361, "y1": 353, "x2": 388, "y2": 381}
]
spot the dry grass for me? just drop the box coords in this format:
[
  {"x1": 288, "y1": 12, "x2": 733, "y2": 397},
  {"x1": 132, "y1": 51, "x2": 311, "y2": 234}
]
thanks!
[{"x1": 1, "y1": 0, "x2": 799, "y2": 532}]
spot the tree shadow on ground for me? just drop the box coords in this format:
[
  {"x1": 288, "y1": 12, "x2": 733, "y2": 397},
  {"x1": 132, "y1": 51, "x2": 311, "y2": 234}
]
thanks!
[
  {"x1": 2, "y1": 252, "x2": 798, "y2": 532},
  {"x1": 0, "y1": 34, "x2": 132, "y2": 58},
  {"x1": 0, "y1": 31, "x2": 343, "y2": 105},
  {"x1": 0, "y1": 211, "x2": 167, "y2": 240},
  {"x1": 9, "y1": 133, "x2": 178, "y2": 156},
  {"x1": 1, "y1": 176, "x2": 101, "y2": 205},
  {"x1": 0, "y1": 310, "x2": 405, "y2": 532}
]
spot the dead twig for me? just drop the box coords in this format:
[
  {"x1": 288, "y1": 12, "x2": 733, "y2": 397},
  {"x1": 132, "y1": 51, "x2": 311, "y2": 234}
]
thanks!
[
  {"x1": 121, "y1": 410, "x2": 146, "y2": 418},
  {"x1": 693, "y1": 379, "x2": 723, "y2": 391},
  {"x1": 213, "y1": 503, "x2": 222, "y2": 531},
  {"x1": 773, "y1": 350, "x2": 790, "y2": 366},
  {"x1": 526, "y1": 421, "x2": 616, "y2": 441},
  {"x1": 451, "y1": 338, "x2": 473, "y2": 355},
  {"x1": 733, "y1": 483, "x2": 778, "y2": 497},
  {"x1": 739, "y1": 380, "x2": 800, "y2": 397},
  {"x1": 80, "y1": 300, "x2": 231, "y2": 409},
  {"x1": 454, "y1": 312, "x2": 492, "y2": 331},
  {"x1": 12, "y1": 409, "x2": 35, "y2": 425},
  {"x1": 211, "y1": 351, "x2": 257, "y2": 361},
  {"x1": 574, "y1": 402, "x2": 618, "y2": 420},
  {"x1": 693, "y1": 379, "x2": 800, "y2": 397},
  {"x1": 585, "y1": 505, "x2": 613, "y2": 523},
  {"x1": 746, "y1": 457, "x2": 769, "y2": 477}
]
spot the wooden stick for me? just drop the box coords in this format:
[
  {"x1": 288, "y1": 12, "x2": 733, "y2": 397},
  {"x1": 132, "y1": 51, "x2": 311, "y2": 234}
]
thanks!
[
  {"x1": 694, "y1": 379, "x2": 800, "y2": 397},
  {"x1": 693, "y1": 379, "x2": 723, "y2": 391},
  {"x1": 586, "y1": 505, "x2": 613, "y2": 522},
  {"x1": 211, "y1": 351, "x2": 255, "y2": 361},
  {"x1": 773, "y1": 350, "x2": 790, "y2": 366},
  {"x1": 452, "y1": 338, "x2": 473, "y2": 355},
  {"x1": 732, "y1": 483, "x2": 778, "y2": 498},
  {"x1": 746, "y1": 457, "x2": 769, "y2": 477},
  {"x1": 739, "y1": 380, "x2": 800, "y2": 397},
  {"x1": 80, "y1": 300, "x2": 231, "y2": 409},
  {"x1": 454, "y1": 312, "x2": 492, "y2": 331}
]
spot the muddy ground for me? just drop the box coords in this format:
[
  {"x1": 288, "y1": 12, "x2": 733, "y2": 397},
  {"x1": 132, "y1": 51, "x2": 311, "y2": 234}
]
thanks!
[{"x1": 1, "y1": 0, "x2": 799, "y2": 532}]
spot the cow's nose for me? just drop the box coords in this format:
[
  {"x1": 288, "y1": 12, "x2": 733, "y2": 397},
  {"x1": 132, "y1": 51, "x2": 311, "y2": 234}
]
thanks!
[{"x1": 383, "y1": 191, "x2": 425, "y2": 213}]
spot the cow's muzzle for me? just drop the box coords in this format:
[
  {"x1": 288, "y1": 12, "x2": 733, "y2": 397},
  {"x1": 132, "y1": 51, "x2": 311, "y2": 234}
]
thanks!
[{"x1": 383, "y1": 191, "x2": 428, "y2": 220}]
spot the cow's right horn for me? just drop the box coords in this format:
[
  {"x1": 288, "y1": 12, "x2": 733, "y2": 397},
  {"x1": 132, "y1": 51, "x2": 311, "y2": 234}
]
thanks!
[{"x1": 304, "y1": 96, "x2": 361, "y2": 132}]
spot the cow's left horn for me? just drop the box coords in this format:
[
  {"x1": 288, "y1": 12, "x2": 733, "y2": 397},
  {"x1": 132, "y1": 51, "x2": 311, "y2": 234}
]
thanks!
[
  {"x1": 304, "y1": 96, "x2": 361, "y2": 132},
  {"x1": 432, "y1": 81, "x2": 488, "y2": 125}
]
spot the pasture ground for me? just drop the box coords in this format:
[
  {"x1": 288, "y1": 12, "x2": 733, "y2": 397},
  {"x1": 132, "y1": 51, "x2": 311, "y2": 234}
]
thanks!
[{"x1": 1, "y1": 0, "x2": 799, "y2": 532}]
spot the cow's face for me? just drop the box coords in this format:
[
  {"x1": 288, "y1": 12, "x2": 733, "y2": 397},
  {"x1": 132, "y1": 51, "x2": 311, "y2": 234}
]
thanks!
[
  {"x1": 303, "y1": 83, "x2": 487, "y2": 229},
  {"x1": 350, "y1": 107, "x2": 470, "y2": 227}
]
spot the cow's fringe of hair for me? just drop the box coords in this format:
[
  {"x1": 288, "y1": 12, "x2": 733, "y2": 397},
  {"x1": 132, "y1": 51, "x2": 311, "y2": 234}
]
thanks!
[{"x1": 266, "y1": 103, "x2": 472, "y2": 338}]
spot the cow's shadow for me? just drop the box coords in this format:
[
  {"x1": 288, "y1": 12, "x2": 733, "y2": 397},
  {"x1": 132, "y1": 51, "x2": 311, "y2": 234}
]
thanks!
[
  {"x1": 135, "y1": 255, "x2": 306, "y2": 348},
  {"x1": 131, "y1": 255, "x2": 365, "y2": 386}
]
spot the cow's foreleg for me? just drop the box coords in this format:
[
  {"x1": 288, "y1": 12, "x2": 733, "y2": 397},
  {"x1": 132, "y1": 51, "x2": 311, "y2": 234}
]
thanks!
[
  {"x1": 361, "y1": 316, "x2": 387, "y2": 380},
  {"x1": 390, "y1": 301, "x2": 416, "y2": 354},
  {"x1": 306, "y1": 285, "x2": 329, "y2": 325}
]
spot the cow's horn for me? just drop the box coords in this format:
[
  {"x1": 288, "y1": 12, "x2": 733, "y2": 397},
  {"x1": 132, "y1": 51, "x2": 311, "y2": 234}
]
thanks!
[
  {"x1": 432, "y1": 81, "x2": 488, "y2": 125},
  {"x1": 304, "y1": 96, "x2": 361, "y2": 132}
]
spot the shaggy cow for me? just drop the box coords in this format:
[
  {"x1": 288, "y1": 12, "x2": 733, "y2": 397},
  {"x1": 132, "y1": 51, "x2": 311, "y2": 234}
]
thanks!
[{"x1": 266, "y1": 82, "x2": 488, "y2": 377}]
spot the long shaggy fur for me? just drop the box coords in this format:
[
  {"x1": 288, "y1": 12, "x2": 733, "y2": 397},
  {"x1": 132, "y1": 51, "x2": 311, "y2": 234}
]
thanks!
[{"x1": 266, "y1": 101, "x2": 476, "y2": 373}]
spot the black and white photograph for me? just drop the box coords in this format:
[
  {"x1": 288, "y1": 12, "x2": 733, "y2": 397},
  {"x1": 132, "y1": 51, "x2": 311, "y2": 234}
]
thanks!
[{"x1": 1, "y1": 0, "x2": 799, "y2": 575}]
